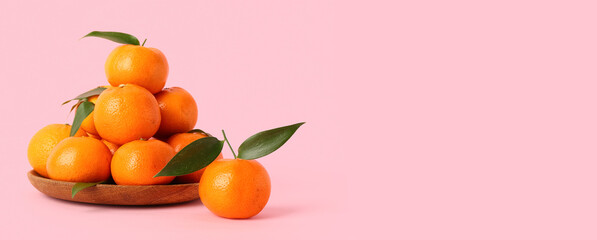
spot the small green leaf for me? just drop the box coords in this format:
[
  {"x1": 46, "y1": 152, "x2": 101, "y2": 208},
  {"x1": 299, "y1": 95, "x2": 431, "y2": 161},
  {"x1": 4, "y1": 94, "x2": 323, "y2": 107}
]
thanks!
[
  {"x1": 72, "y1": 182, "x2": 102, "y2": 198},
  {"x1": 62, "y1": 87, "x2": 106, "y2": 105},
  {"x1": 154, "y1": 137, "x2": 224, "y2": 177},
  {"x1": 69, "y1": 101, "x2": 82, "y2": 113},
  {"x1": 70, "y1": 101, "x2": 94, "y2": 136},
  {"x1": 238, "y1": 122, "x2": 305, "y2": 160},
  {"x1": 82, "y1": 31, "x2": 140, "y2": 45}
]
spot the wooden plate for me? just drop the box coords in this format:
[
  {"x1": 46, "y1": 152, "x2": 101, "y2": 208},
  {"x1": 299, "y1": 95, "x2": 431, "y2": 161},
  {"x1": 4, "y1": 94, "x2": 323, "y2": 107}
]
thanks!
[{"x1": 27, "y1": 170, "x2": 200, "y2": 205}]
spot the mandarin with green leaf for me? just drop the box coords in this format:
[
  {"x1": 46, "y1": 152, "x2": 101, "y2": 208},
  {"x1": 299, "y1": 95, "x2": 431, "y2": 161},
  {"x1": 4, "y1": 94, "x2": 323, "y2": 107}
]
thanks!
[
  {"x1": 84, "y1": 31, "x2": 168, "y2": 94},
  {"x1": 156, "y1": 123, "x2": 304, "y2": 219}
]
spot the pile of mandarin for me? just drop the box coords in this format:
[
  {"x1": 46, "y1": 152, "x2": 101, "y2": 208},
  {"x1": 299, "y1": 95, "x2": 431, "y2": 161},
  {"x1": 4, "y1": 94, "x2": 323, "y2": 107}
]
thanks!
[{"x1": 27, "y1": 34, "x2": 218, "y2": 186}]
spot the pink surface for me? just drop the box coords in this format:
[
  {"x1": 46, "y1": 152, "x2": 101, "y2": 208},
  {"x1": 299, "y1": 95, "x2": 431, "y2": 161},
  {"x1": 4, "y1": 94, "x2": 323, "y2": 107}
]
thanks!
[{"x1": 1, "y1": 0, "x2": 597, "y2": 239}]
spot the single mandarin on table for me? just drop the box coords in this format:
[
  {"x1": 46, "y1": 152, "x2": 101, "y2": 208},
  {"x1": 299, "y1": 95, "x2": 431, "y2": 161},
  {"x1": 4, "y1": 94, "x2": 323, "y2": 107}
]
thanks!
[{"x1": 199, "y1": 159, "x2": 271, "y2": 219}]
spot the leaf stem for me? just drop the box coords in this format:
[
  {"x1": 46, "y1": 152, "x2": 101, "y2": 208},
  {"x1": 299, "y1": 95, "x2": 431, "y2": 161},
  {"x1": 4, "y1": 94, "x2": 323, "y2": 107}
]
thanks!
[
  {"x1": 142, "y1": 38, "x2": 147, "y2": 46},
  {"x1": 222, "y1": 130, "x2": 237, "y2": 159}
]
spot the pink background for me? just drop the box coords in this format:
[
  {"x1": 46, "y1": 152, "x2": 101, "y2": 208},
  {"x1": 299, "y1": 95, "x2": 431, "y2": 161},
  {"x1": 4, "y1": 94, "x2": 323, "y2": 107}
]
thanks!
[{"x1": 1, "y1": 0, "x2": 597, "y2": 239}]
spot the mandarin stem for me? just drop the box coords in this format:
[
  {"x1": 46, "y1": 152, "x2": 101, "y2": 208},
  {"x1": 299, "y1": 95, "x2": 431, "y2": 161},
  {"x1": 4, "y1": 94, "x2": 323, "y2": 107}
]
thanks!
[
  {"x1": 222, "y1": 130, "x2": 237, "y2": 159},
  {"x1": 142, "y1": 39, "x2": 147, "y2": 46}
]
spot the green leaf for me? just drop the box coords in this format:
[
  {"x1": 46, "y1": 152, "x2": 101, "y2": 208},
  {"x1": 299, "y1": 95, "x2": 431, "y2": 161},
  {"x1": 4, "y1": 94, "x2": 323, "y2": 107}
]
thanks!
[
  {"x1": 72, "y1": 181, "x2": 102, "y2": 198},
  {"x1": 62, "y1": 87, "x2": 106, "y2": 105},
  {"x1": 82, "y1": 31, "x2": 140, "y2": 45},
  {"x1": 237, "y1": 122, "x2": 305, "y2": 160},
  {"x1": 154, "y1": 137, "x2": 224, "y2": 177},
  {"x1": 69, "y1": 101, "x2": 82, "y2": 113},
  {"x1": 70, "y1": 101, "x2": 94, "y2": 136}
]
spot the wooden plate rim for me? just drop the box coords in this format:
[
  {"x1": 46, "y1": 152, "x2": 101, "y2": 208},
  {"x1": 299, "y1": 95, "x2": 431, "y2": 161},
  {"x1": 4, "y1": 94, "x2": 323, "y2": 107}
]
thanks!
[{"x1": 27, "y1": 170, "x2": 200, "y2": 206}]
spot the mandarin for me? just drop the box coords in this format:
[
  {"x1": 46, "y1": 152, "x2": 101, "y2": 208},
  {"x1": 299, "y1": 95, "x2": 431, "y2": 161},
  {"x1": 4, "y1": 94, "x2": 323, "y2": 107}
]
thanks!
[
  {"x1": 111, "y1": 139, "x2": 175, "y2": 185},
  {"x1": 154, "y1": 87, "x2": 198, "y2": 138},
  {"x1": 199, "y1": 159, "x2": 271, "y2": 219},
  {"x1": 27, "y1": 124, "x2": 72, "y2": 177},
  {"x1": 105, "y1": 45, "x2": 168, "y2": 94},
  {"x1": 46, "y1": 137, "x2": 112, "y2": 182},
  {"x1": 94, "y1": 84, "x2": 161, "y2": 145}
]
